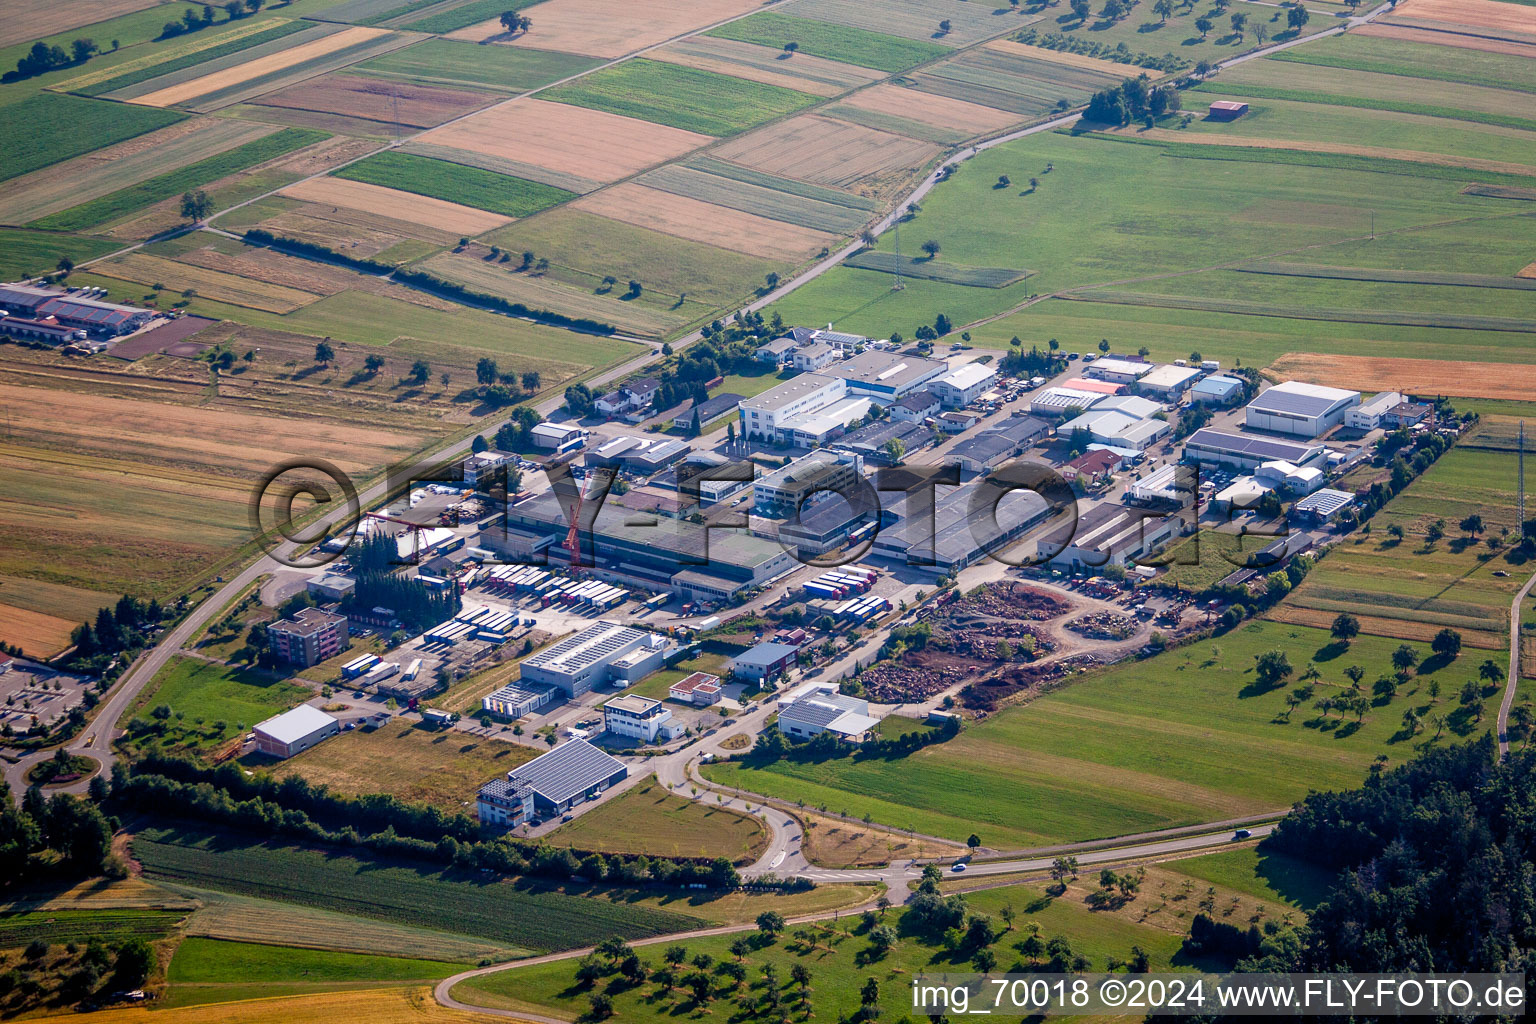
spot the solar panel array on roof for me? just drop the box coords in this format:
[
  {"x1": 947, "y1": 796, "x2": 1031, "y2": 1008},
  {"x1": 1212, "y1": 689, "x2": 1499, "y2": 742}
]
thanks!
[
  {"x1": 1185, "y1": 428, "x2": 1319, "y2": 462},
  {"x1": 1293, "y1": 488, "x2": 1354, "y2": 517},
  {"x1": 1246, "y1": 381, "x2": 1358, "y2": 417},
  {"x1": 524, "y1": 621, "x2": 646, "y2": 674},
  {"x1": 509, "y1": 738, "x2": 627, "y2": 806}
]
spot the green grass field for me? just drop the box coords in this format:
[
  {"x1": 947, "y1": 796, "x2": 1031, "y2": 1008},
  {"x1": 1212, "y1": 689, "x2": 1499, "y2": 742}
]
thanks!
[
  {"x1": 32, "y1": 128, "x2": 325, "y2": 232},
  {"x1": 73, "y1": 20, "x2": 311, "y2": 96},
  {"x1": 1164, "y1": 846, "x2": 1334, "y2": 911},
  {"x1": 483, "y1": 208, "x2": 782, "y2": 315},
  {"x1": 398, "y1": 0, "x2": 537, "y2": 33},
  {"x1": 547, "y1": 781, "x2": 767, "y2": 863},
  {"x1": 165, "y1": 938, "x2": 459, "y2": 1006},
  {"x1": 0, "y1": 93, "x2": 183, "y2": 183},
  {"x1": 0, "y1": 909, "x2": 184, "y2": 948},
  {"x1": 1270, "y1": 32, "x2": 1536, "y2": 95},
  {"x1": 705, "y1": 11, "x2": 950, "y2": 72},
  {"x1": 123, "y1": 657, "x2": 312, "y2": 754},
  {"x1": 453, "y1": 877, "x2": 1194, "y2": 1022},
  {"x1": 333, "y1": 151, "x2": 575, "y2": 218},
  {"x1": 132, "y1": 825, "x2": 699, "y2": 953},
  {"x1": 705, "y1": 621, "x2": 1505, "y2": 848},
  {"x1": 765, "y1": 124, "x2": 1536, "y2": 341},
  {"x1": 353, "y1": 38, "x2": 600, "y2": 92},
  {"x1": 0, "y1": 228, "x2": 120, "y2": 279},
  {"x1": 844, "y1": 251, "x2": 1031, "y2": 287},
  {"x1": 543, "y1": 59, "x2": 821, "y2": 136}
]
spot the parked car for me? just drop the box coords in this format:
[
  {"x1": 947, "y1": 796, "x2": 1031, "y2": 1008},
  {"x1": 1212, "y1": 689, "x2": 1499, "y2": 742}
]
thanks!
[
  {"x1": 1233, "y1": 829, "x2": 1252, "y2": 840},
  {"x1": 951, "y1": 862, "x2": 967, "y2": 872}
]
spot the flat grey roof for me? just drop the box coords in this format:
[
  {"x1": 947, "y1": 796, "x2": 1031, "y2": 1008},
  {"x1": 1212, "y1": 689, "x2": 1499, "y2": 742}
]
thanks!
[
  {"x1": 1247, "y1": 381, "x2": 1358, "y2": 417},
  {"x1": 1293, "y1": 488, "x2": 1354, "y2": 516},
  {"x1": 741, "y1": 372, "x2": 840, "y2": 412},
  {"x1": 509, "y1": 738, "x2": 627, "y2": 805},
  {"x1": 733, "y1": 641, "x2": 801, "y2": 668},
  {"x1": 1185, "y1": 428, "x2": 1321, "y2": 461},
  {"x1": 826, "y1": 351, "x2": 944, "y2": 390}
]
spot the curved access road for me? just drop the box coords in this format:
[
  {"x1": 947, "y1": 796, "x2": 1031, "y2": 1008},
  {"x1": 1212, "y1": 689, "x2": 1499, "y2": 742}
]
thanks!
[
  {"x1": 1498, "y1": 570, "x2": 1536, "y2": 758},
  {"x1": 433, "y1": 820, "x2": 1275, "y2": 1019}
]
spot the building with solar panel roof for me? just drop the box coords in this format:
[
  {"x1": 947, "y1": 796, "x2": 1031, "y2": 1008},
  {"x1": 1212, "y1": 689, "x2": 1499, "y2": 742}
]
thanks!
[
  {"x1": 1244, "y1": 381, "x2": 1360, "y2": 437},
  {"x1": 502, "y1": 738, "x2": 628, "y2": 815},
  {"x1": 1183, "y1": 428, "x2": 1328, "y2": 472}
]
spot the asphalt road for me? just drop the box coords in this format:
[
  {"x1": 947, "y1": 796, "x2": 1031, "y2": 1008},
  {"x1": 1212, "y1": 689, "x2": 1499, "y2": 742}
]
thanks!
[{"x1": 1498, "y1": 569, "x2": 1536, "y2": 758}]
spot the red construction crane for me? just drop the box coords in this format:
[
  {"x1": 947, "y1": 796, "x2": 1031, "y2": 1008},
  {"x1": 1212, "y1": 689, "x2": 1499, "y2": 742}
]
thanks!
[
  {"x1": 365, "y1": 510, "x2": 423, "y2": 563},
  {"x1": 564, "y1": 482, "x2": 584, "y2": 569}
]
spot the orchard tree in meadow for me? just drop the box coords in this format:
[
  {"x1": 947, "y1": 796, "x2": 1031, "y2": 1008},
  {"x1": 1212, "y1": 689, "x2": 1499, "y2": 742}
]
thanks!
[
  {"x1": 938, "y1": 18, "x2": 952, "y2": 33},
  {"x1": 408, "y1": 358, "x2": 430, "y2": 384},
  {"x1": 1431, "y1": 628, "x2": 1462, "y2": 661},
  {"x1": 364, "y1": 353, "x2": 384, "y2": 374},
  {"x1": 1154, "y1": 0, "x2": 1173, "y2": 20},
  {"x1": 521, "y1": 370, "x2": 540, "y2": 392},
  {"x1": 314, "y1": 339, "x2": 335, "y2": 366},
  {"x1": 783, "y1": 40, "x2": 799, "y2": 54},
  {"x1": 1287, "y1": 3, "x2": 1309, "y2": 29},
  {"x1": 1392, "y1": 643, "x2": 1420, "y2": 675},
  {"x1": 476, "y1": 357, "x2": 499, "y2": 386},
  {"x1": 1071, "y1": 0, "x2": 1091, "y2": 19},
  {"x1": 1480, "y1": 659, "x2": 1505, "y2": 686},
  {"x1": 921, "y1": 239, "x2": 941, "y2": 259},
  {"x1": 1331, "y1": 612, "x2": 1360, "y2": 644},
  {"x1": 1254, "y1": 20, "x2": 1268, "y2": 42},
  {"x1": 1230, "y1": 11, "x2": 1247, "y2": 35},
  {"x1": 180, "y1": 189, "x2": 211, "y2": 222},
  {"x1": 1254, "y1": 648, "x2": 1292, "y2": 688},
  {"x1": 1195, "y1": 15, "x2": 1213, "y2": 37}
]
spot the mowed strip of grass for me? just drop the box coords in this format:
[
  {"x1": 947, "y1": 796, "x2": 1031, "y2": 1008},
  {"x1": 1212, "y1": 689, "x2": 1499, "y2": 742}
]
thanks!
[
  {"x1": 127, "y1": 655, "x2": 313, "y2": 736},
  {"x1": 333, "y1": 151, "x2": 575, "y2": 218},
  {"x1": 1160, "y1": 846, "x2": 1335, "y2": 912},
  {"x1": 354, "y1": 38, "x2": 601, "y2": 92},
  {"x1": 1189, "y1": 81, "x2": 1536, "y2": 134},
  {"x1": 704, "y1": 621, "x2": 1503, "y2": 848},
  {"x1": 706, "y1": 11, "x2": 950, "y2": 72},
  {"x1": 133, "y1": 826, "x2": 698, "y2": 952},
  {"x1": 1270, "y1": 33, "x2": 1536, "y2": 95},
  {"x1": 32, "y1": 128, "x2": 326, "y2": 232},
  {"x1": 547, "y1": 780, "x2": 768, "y2": 863},
  {"x1": 0, "y1": 228, "x2": 120, "y2": 279},
  {"x1": 0, "y1": 93, "x2": 184, "y2": 183},
  {"x1": 73, "y1": 20, "x2": 311, "y2": 96},
  {"x1": 0, "y1": 909, "x2": 184, "y2": 948},
  {"x1": 165, "y1": 937, "x2": 459, "y2": 1007},
  {"x1": 400, "y1": 0, "x2": 538, "y2": 33},
  {"x1": 543, "y1": 59, "x2": 821, "y2": 136}
]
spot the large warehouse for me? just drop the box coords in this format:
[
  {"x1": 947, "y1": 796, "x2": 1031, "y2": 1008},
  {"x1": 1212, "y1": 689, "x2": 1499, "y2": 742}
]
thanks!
[
  {"x1": 1183, "y1": 428, "x2": 1328, "y2": 471},
  {"x1": 252, "y1": 704, "x2": 338, "y2": 759},
  {"x1": 505, "y1": 738, "x2": 629, "y2": 815},
  {"x1": 1244, "y1": 381, "x2": 1360, "y2": 437},
  {"x1": 520, "y1": 620, "x2": 664, "y2": 697}
]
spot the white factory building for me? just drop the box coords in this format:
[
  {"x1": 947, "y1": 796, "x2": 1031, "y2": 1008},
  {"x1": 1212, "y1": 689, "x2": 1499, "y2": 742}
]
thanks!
[
  {"x1": 1058, "y1": 408, "x2": 1170, "y2": 451},
  {"x1": 1344, "y1": 391, "x2": 1405, "y2": 431},
  {"x1": 1183, "y1": 428, "x2": 1328, "y2": 472},
  {"x1": 826, "y1": 350, "x2": 947, "y2": 401},
  {"x1": 1084, "y1": 358, "x2": 1153, "y2": 385},
  {"x1": 602, "y1": 694, "x2": 678, "y2": 743},
  {"x1": 1244, "y1": 381, "x2": 1361, "y2": 437},
  {"x1": 738, "y1": 373, "x2": 846, "y2": 442},
  {"x1": 519, "y1": 620, "x2": 665, "y2": 697},
  {"x1": 1137, "y1": 364, "x2": 1203, "y2": 399},
  {"x1": 928, "y1": 362, "x2": 998, "y2": 408},
  {"x1": 252, "y1": 704, "x2": 339, "y2": 759}
]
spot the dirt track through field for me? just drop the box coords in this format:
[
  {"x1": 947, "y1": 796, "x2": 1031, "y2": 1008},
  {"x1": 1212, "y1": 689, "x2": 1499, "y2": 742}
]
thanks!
[
  {"x1": 575, "y1": 183, "x2": 838, "y2": 260},
  {"x1": 1268, "y1": 351, "x2": 1536, "y2": 402},
  {"x1": 417, "y1": 98, "x2": 710, "y2": 183},
  {"x1": 279, "y1": 176, "x2": 512, "y2": 235},
  {"x1": 131, "y1": 26, "x2": 392, "y2": 107}
]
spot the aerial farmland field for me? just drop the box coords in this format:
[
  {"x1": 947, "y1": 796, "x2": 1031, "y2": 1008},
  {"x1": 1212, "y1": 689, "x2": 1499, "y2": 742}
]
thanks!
[
  {"x1": 651, "y1": 36, "x2": 884, "y2": 97},
  {"x1": 451, "y1": 0, "x2": 762, "y2": 56},
  {"x1": 573, "y1": 183, "x2": 840, "y2": 262},
  {"x1": 543, "y1": 59, "x2": 821, "y2": 137},
  {"x1": 333, "y1": 151, "x2": 576, "y2": 218},
  {"x1": 0, "y1": 94, "x2": 184, "y2": 183},
  {"x1": 711, "y1": 113, "x2": 942, "y2": 197},
  {"x1": 704, "y1": 11, "x2": 952, "y2": 71},
  {"x1": 352, "y1": 37, "x2": 601, "y2": 92}
]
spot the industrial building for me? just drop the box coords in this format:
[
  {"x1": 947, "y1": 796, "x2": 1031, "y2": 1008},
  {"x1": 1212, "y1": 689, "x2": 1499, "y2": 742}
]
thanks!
[
  {"x1": 505, "y1": 738, "x2": 629, "y2": 814},
  {"x1": 1345, "y1": 391, "x2": 1405, "y2": 430},
  {"x1": 826, "y1": 350, "x2": 947, "y2": 400},
  {"x1": 777, "y1": 489, "x2": 881, "y2": 558},
  {"x1": 778, "y1": 692, "x2": 878, "y2": 743},
  {"x1": 1183, "y1": 428, "x2": 1327, "y2": 471},
  {"x1": 1291, "y1": 488, "x2": 1356, "y2": 524},
  {"x1": 1191, "y1": 374, "x2": 1245, "y2": 406},
  {"x1": 1136, "y1": 364, "x2": 1203, "y2": 399},
  {"x1": 1057, "y1": 409, "x2": 1169, "y2": 451},
  {"x1": 602, "y1": 694, "x2": 678, "y2": 743},
  {"x1": 1058, "y1": 377, "x2": 1125, "y2": 396},
  {"x1": 756, "y1": 337, "x2": 797, "y2": 363},
  {"x1": 1244, "y1": 381, "x2": 1360, "y2": 437},
  {"x1": 476, "y1": 777, "x2": 534, "y2": 828},
  {"x1": 1084, "y1": 358, "x2": 1153, "y2": 385},
  {"x1": 306, "y1": 574, "x2": 356, "y2": 602},
  {"x1": 1037, "y1": 502, "x2": 1181, "y2": 570},
  {"x1": 252, "y1": 704, "x2": 339, "y2": 759},
  {"x1": 928, "y1": 362, "x2": 998, "y2": 408},
  {"x1": 890, "y1": 390, "x2": 941, "y2": 422},
  {"x1": 0, "y1": 284, "x2": 155, "y2": 337},
  {"x1": 729, "y1": 641, "x2": 801, "y2": 684},
  {"x1": 1254, "y1": 459, "x2": 1325, "y2": 495},
  {"x1": 791, "y1": 341, "x2": 837, "y2": 371},
  {"x1": 753, "y1": 451, "x2": 862, "y2": 517},
  {"x1": 481, "y1": 682, "x2": 560, "y2": 719},
  {"x1": 586, "y1": 436, "x2": 690, "y2": 474},
  {"x1": 1383, "y1": 401, "x2": 1432, "y2": 429},
  {"x1": 464, "y1": 451, "x2": 510, "y2": 488},
  {"x1": 780, "y1": 395, "x2": 873, "y2": 447},
  {"x1": 739, "y1": 373, "x2": 846, "y2": 442},
  {"x1": 831, "y1": 419, "x2": 928, "y2": 464},
  {"x1": 872, "y1": 478, "x2": 1053, "y2": 571},
  {"x1": 1061, "y1": 448, "x2": 1124, "y2": 485},
  {"x1": 520, "y1": 620, "x2": 664, "y2": 696},
  {"x1": 267, "y1": 608, "x2": 347, "y2": 668},
  {"x1": 1128, "y1": 463, "x2": 1197, "y2": 505},
  {"x1": 669, "y1": 672, "x2": 722, "y2": 705},
  {"x1": 493, "y1": 492, "x2": 796, "y2": 601},
  {"x1": 530, "y1": 421, "x2": 588, "y2": 452},
  {"x1": 948, "y1": 415, "x2": 1050, "y2": 473},
  {"x1": 1031, "y1": 386, "x2": 1107, "y2": 419}
]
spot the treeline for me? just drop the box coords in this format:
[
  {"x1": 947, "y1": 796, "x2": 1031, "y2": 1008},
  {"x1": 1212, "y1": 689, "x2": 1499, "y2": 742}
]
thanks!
[
  {"x1": 1000, "y1": 340, "x2": 1067, "y2": 378},
  {"x1": 69, "y1": 593, "x2": 165, "y2": 668},
  {"x1": 342, "y1": 531, "x2": 460, "y2": 631},
  {"x1": 1254, "y1": 736, "x2": 1536, "y2": 974},
  {"x1": 1181, "y1": 912, "x2": 1262, "y2": 961},
  {"x1": 1084, "y1": 74, "x2": 1182, "y2": 126},
  {"x1": 740, "y1": 713, "x2": 960, "y2": 764},
  {"x1": 242, "y1": 230, "x2": 615, "y2": 335},
  {"x1": 1, "y1": 779, "x2": 115, "y2": 888},
  {"x1": 117, "y1": 756, "x2": 753, "y2": 889}
]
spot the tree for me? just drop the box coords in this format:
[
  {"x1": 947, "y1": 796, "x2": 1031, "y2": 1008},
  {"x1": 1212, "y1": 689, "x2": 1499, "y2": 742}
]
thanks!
[
  {"x1": 1286, "y1": 3, "x2": 1309, "y2": 29},
  {"x1": 1460, "y1": 513, "x2": 1484, "y2": 536},
  {"x1": 921, "y1": 239, "x2": 941, "y2": 259},
  {"x1": 113, "y1": 938, "x2": 154, "y2": 988},
  {"x1": 56, "y1": 256, "x2": 75, "y2": 274},
  {"x1": 938, "y1": 17, "x2": 952, "y2": 32},
  {"x1": 1392, "y1": 644, "x2": 1420, "y2": 674},
  {"x1": 756, "y1": 910, "x2": 785, "y2": 938},
  {"x1": 995, "y1": 639, "x2": 1013, "y2": 660},
  {"x1": 783, "y1": 40, "x2": 799, "y2": 53},
  {"x1": 1019, "y1": 931, "x2": 1045, "y2": 964},
  {"x1": 1194, "y1": 59, "x2": 1214, "y2": 78},
  {"x1": 1049, "y1": 855, "x2": 1078, "y2": 890},
  {"x1": 1431, "y1": 628, "x2": 1462, "y2": 660},
  {"x1": 1480, "y1": 659, "x2": 1505, "y2": 686},
  {"x1": 476, "y1": 357, "x2": 499, "y2": 386},
  {"x1": 71, "y1": 38, "x2": 99, "y2": 63},
  {"x1": 1254, "y1": 649, "x2": 1292, "y2": 688},
  {"x1": 1254, "y1": 20, "x2": 1268, "y2": 42},
  {"x1": 1401, "y1": 707, "x2": 1422, "y2": 736},
  {"x1": 521, "y1": 370, "x2": 541, "y2": 392},
  {"x1": 588, "y1": 992, "x2": 613, "y2": 1019},
  {"x1": 967, "y1": 833, "x2": 981, "y2": 849},
  {"x1": 1195, "y1": 15, "x2": 1213, "y2": 37},
  {"x1": 180, "y1": 189, "x2": 211, "y2": 222},
  {"x1": 997, "y1": 174, "x2": 1011, "y2": 188},
  {"x1": 408, "y1": 359, "x2": 430, "y2": 384},
  {"x1": 499, "y1": 10, "x2": 530, "y2": 32},
  {"x1": 1331, "y1": 613, "x2": 1360, "y2": 643},
  {"x1": 1153, "y1": 0, "x2": 1172, "y2": 19},
  {"x1": 314, "y1": 340, "x2": 335, "y2": 366},
  {"x1": 364, "y1": 353, "x2": 385, "y2": 374},
  {"x1": 1230, "y1": 10, "x2": 1247, "y2": 34},
  {"x1": 861, "y1": 976, "x2": 879, "y2": 1008}
]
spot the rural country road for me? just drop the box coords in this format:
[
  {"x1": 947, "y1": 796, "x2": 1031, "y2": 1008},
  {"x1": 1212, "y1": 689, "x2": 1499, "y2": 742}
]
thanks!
[
  {"x1": 432, "y1": 822, "x2": 1276, "y2": 1020},
  {"x1": 1497, "y1": 570, "x2": 1536, "y2": 757}
]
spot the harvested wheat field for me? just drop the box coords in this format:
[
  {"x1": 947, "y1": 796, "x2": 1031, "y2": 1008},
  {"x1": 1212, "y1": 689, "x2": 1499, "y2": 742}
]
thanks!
[
  {"x1": 1387, "y1": 0, "x2": 1536, "y2": 36},
  {"x1": 0, "y1": 0, "x2": 162, "y2": 47},
  {"x1": 575, "y1": 183, "x2": 837, "y2": 261},
  {"x1": 650, "y1": 37, "x2": 883, "y2": 97},
  {"x1": 0, "y1": 602, "x2": 78, "y2": 659},
  {"x1": 94, "y1": 252, "x2": 324, "y2": 313},
  {"x1": 258, "y1": 202, "x2": 457, "y2": 253},
  {"x1": 1267, "y1": 352, "x2": 1536, "y2": 402},
  {"x1": 712, "y1": 114, "x2": 939, "y2": 196},
  {"x1": 449, "y1": 0, "x2": 762, "y2": 56},
  {"x1": 251, "y1": 73, "x2": 494, "y2": 128},
  {"x1": 840, "y1": 83, "x2": 1017, "y2": 135},
  {"x1": 1353, "y1": 21, "x2": 1536, "y2": 56},
  {"x1": 71, "y1": 987, "x2": 508, "y2": 1024},
  {"x1": 1519, "y1": 262, "x2": 1536, "y2": 280},
  {"x1": 984, "y1": 38, "x2": 1151, "y2": 78},
  {"x1": 131, "y1": 26, "x2": 394, "y2": 108},
  {"x1": 417, "y1": 98, "x2": 710, "y2": 183},
  {"x1": 175, "y1": 244, "x2": 457, "y2": 308},
  {"x1": 280, "y1": 177, "x2": 511, "y2": 236}
]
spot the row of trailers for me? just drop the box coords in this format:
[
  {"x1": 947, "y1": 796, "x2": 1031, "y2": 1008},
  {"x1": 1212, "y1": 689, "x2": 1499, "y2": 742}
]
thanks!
[
  {"x1": 341, "y1": 654, "x2": 421, "y2": 684},
  {"x1": 478, "y1": 565, "x2": 629, "y2": 612},
  {"x1": 426, "y1": 606, "x2": 530, "y2": 646},
  {"x1": 800, "y1": 566, "x2": 878, "y2": 602}
]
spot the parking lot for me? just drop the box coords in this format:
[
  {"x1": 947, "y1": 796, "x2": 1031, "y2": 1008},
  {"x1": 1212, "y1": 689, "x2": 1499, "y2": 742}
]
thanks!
[{"x1": 0, "y1": 660, "x2": 94, "y2": 735}]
